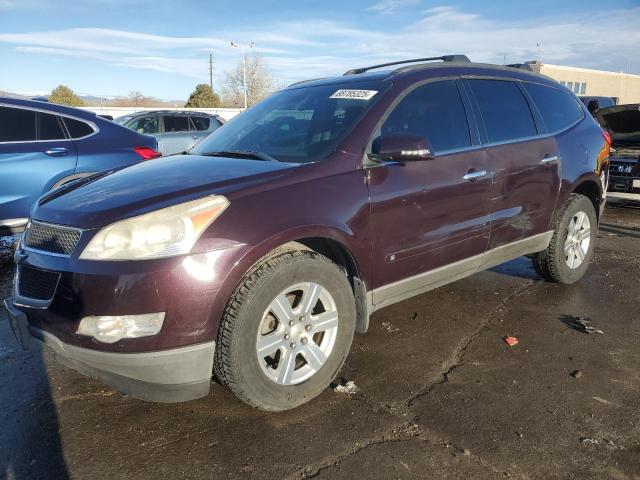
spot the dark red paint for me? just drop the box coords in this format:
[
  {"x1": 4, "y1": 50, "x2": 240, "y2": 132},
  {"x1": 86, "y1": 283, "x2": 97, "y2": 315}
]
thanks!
[{"x1": 15, "y1": 63, "x2": 607, "y2": 353}]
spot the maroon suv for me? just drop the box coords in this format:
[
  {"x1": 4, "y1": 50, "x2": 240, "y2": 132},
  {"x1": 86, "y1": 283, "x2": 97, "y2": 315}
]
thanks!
[{"x1": 5, "y1": 55, "x2": 610, "y2": 410}]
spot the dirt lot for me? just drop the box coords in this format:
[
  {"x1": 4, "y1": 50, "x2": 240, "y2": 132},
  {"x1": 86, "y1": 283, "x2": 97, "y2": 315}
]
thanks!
[{"x1": 1, "y1": 201, "x2": 639, "y2": 480}]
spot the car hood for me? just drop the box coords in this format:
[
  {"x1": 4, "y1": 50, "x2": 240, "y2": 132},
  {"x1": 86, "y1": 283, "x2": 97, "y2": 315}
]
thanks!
[
  {"x1": 595, "y1": 104, "x2": 640, "y2": 147},
  {"x1": 33, "y1": 154, "x2": 298, "y2": 228}
]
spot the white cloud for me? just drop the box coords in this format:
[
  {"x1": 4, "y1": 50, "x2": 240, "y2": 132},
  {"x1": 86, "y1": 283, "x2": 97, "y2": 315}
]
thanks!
[
  {"x1": 367, "y1": 0, "x2": 419, "y2": 14},
  {"x1": 2, "y1": 5, "x2": 639, "y2": 94}
]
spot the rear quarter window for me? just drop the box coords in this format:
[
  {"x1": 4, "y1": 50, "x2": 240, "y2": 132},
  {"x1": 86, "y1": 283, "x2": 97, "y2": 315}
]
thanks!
[
  {"x1": 467, "y1": 79, "x2": 537, "y2": 143},
  {"x1": 63, "y1": 117, "x2": 95, "y2": 138},
  {"x1": 0, "y1": 106, "x2": 36, "y2": 142},
  {"x1": 190, "y1": 116, "x2": 211, "y2": 131},
  {"x1": 524, "y1": 83, "x2": 584, "y2": 132}
]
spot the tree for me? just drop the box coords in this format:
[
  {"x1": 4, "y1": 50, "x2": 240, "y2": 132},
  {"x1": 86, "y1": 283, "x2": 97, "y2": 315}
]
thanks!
[
  {"x1": 111, "y1": 91, "x2": 164, "y2": 107},
  {"x1": 222, "y1": 53, "x2": 277, "y2": 107},
  {"x1": 185, "y1": 84, "x2": 221, "y2": 108},
  {"x1": 49, "y1": 85, "x2": 85, "y2": 107}
]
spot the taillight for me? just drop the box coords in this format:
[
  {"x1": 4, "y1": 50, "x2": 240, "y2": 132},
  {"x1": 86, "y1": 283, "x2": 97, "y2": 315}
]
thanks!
[
  {"x1": 597, "y1": 130, "x2": 611, "y2": 171},
  {"x1": 133, "y1": 146, "x2": 162, "y2": 160}
]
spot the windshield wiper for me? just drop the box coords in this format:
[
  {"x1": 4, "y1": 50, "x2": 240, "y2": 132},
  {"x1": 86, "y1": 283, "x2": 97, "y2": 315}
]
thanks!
[{"x1": 199, "y1": 150, "x2": 279, "y2": 162}]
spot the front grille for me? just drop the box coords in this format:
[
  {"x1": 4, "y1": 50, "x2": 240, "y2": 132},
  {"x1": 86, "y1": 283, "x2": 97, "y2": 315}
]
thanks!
[
  {"x1": 24, "y1": 221, "x2": 81, "y2": 256},
  {"x1": 17, "y1": 265, "x2": 60, "y2": 301},
  {"x1": 610, "y1": 161, "x2": 634, "y2": 177}
]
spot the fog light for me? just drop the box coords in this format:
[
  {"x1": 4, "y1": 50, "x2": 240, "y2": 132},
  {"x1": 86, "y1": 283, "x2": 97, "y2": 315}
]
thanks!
[{"x1": 77, "y1": 313, "x2": 165, "y2": 344}]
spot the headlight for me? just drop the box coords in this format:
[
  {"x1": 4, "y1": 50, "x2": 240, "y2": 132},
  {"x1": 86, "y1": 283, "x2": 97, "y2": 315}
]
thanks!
[
  {"x1": 77, "y1": 313, "x2": 165, "y2": 343},
  {"x1": 80, "y1": 195, "x2": 229, "y2": 260}
]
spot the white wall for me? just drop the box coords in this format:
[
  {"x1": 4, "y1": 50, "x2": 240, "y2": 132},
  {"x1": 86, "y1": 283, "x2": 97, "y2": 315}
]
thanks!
[{"x1": 80, "y1": 106, "x2": 243, "y2": 121}]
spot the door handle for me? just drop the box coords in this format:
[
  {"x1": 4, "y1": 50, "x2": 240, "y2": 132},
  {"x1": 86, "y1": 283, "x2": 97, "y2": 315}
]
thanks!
[
  {"x1": 192, "y1": 135, "x2": 198, "y2": 140},
  {"x1": 540, "y1": 154, "x2": 560, "y2": 165},
  {"x1": 45, "y1": 147, "x2": 68, "y2": 157},
  {"x1": 463, "y1": 169, "x2": 488, "y2": 181}
]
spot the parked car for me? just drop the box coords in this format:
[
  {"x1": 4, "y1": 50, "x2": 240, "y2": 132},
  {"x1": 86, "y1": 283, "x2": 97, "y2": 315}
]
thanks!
[
  {"x1": 0, "y1": 97, "x2": 161, "y2": 237},
  {"x1": 5, "y1": 55, "x2": 610, "y2": 410},
  {"x1": 114, "y1": 111, "x2": 224, "y2": 155},
  {"x1": 579, "y1": 95, "x2": 617, "y2": 116},
  {"x1": 595, "y1": 104, "x2": 640, "y2": 200}
]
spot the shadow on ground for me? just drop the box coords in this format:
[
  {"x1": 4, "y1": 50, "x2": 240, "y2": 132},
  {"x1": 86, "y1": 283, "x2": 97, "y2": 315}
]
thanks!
[
  {"x1": 0, "y1": 204, "x2": 638, "y2": 479},
  {"x1": 0, "y1": 263, "x2": 70, "y2": 479}
]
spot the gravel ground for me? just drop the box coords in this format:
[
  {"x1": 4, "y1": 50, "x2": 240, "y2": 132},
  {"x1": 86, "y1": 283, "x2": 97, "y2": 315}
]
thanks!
[{"x1": 1, "y1": 201, "x2": 639, "y2": 480}]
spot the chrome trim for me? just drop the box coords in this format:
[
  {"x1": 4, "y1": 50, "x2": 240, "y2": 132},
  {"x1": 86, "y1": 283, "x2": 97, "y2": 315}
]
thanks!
[
  {"x1": 369, "y1": 231, "x2": 553, "y2": 311},
  {"x1": 50, "y1": 172, "x2": 98, "y2": 190},
  {"x1": 463, "y1": 170, "x2": 488, "y2": 181},
  {"x1": 12, "y1": 265, "x2": 61, "y2": 309},
  {"x1": 45, "y1": 147, "x2": 68, "y2": 156},
  {"x1": 22, "y1": 246, "x2": 73, "y2": 258},
  {"x1": 0, "y1": 218, "x2": 28, "y2": 228},
  {"x1": 0, "y1": 102, "x2": 100, "y2": 144},
  {"x1": 540, "y1": 155, "x2": 560, "y2": 165},
  {"x1": 23, "y1": 220, "x2": 83, "y2": 258}
]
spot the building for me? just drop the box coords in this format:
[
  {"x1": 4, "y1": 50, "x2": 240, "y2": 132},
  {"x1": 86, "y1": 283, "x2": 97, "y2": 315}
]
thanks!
[{"x1": 526, "y1": 61, "x2": 640, "y2": 105}]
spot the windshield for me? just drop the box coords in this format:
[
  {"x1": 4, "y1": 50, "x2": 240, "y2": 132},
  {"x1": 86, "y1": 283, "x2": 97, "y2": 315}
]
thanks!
[
  {"x1": 114, "y1": 115, "x2": 133, "y2": 125},
  {"x1": 192, "y1": 81, "x2": 389, "y2": 163}
]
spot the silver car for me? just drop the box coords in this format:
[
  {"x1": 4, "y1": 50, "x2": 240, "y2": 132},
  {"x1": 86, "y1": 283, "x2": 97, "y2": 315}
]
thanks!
[{"x1": 115, "y1": 111, "x2": 224, "y2": 155}]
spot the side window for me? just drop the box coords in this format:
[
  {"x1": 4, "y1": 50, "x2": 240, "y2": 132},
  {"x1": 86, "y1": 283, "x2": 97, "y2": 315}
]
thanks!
[
  {"x1": 524, "y1": 83, "x2": 584, "y2": 132},
  {"x1": 467, "y1": 79, "x2": 536, "y2": 143},
  {"x1": 379, "y1": 80, "x2": 471, "y2": 153},
  {"x1": 128, "y1": 116, "x2": 160, "y2": 134},
  {"x1": 190, "y1": 116, "x2": 211, "y2": 131},
  {"x1": 38, "y1": 112, "x2": 66, "y2": 140},
  {"x1": 163, "y1": 115, "x2": 190, "y2": 132},
  {"x1": 0, "y1": 106, "x2": 36, "y2": 142},
  {"x1": 63, "y1": 117, "x2": 95, "y2": 138}
]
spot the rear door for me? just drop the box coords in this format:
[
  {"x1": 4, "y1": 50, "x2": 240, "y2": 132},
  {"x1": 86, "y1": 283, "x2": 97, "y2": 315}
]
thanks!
[
  {"x1": 367, "y1": 79, "x2": 492, "y2": 305},
  {"x1": 465, "y1": 78, "x2": 560, "y2": 249},
  {"x1": 159, "y1": 114, "x2": 194, "y2": 155},
  {"x1": 0, "y1": 105, "x2": 78, "y2": 227}
]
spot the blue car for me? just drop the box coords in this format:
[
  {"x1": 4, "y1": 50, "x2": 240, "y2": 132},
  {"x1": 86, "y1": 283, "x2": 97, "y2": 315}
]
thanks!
[{"x1": 0, "y1": 97, "x2": 160, "y2": 236}]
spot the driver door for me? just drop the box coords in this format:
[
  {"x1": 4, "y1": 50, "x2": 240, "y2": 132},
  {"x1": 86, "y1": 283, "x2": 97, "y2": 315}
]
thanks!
[{"x1": 366, "y1": 79, "x2": 492, "y2": 306}]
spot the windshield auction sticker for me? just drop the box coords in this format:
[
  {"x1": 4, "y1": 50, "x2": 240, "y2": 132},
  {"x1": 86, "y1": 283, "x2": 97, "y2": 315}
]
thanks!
[{"x1": 330, "y1": 89, "x2": 378, "y2": 100}]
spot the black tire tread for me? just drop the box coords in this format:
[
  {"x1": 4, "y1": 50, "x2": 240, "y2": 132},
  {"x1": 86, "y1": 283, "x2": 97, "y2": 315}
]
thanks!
[
  {"x1": 532, "y1": 193, "x2": 592, "y2": 283},
  {"x1": 213, "y1": 246, "x2": 346, "y2": 410}
]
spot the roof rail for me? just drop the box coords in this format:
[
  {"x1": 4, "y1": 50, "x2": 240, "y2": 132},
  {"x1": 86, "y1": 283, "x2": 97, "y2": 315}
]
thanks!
[
  {"x1": 343, "y1": 55, "x2": 470, "y2": 75},
  {"x1": 506, "y1": 63, "x2": 534, "y2": 72}
]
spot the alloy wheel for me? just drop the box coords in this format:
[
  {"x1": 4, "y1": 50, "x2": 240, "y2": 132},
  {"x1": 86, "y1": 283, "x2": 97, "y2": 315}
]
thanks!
[
  {"x1": 564, "y1": 211, "x2": 591, "y2": 269},
  {"x1": 256, "y1": 282, "x2": 339, "y2": 385}
]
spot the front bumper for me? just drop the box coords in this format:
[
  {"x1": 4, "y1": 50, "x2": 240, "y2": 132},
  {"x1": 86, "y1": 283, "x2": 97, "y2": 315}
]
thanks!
[
  {"x1": 607, "y1": 176, "x2": 640, "y2": 201},
  {"x1": 4, "y1": 297, "x2": 215, "y2": 402}
]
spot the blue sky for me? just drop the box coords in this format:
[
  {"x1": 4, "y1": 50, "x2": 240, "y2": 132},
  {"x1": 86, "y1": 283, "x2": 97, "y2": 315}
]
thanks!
[{"x1": 1, "y1": 0, "x2": 639, "y2": 100}]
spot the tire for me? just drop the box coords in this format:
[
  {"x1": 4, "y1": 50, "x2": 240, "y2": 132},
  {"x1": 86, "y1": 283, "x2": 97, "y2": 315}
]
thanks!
[
  {"x1": 532, "y1": 193, "x2": 597, "y2": 284},
  {"x1": 214, "y1": 248, "x2": 356, "y2": 411}
]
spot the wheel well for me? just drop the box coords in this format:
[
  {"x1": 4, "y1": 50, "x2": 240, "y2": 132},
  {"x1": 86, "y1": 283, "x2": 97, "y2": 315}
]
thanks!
[
  {"x1": 572, "y1": 180, "x2": 601, "y2": 219},
  {"x1": 291, "y1": 237, "x2": 370, "y2": 334}
]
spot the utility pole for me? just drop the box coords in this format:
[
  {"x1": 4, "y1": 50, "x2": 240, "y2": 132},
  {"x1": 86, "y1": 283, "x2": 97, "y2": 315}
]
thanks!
[{"x1": 209, "y1": 53, "x2": 214, "y2": 91}]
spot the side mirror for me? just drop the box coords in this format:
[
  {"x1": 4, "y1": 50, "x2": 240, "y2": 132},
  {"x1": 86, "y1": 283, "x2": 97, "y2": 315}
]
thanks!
[{"x1": 369, "y1": 132, "x2": 434, "y2": 162}]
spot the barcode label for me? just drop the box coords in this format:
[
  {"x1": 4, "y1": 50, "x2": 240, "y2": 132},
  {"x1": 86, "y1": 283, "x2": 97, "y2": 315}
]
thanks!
[{"x1": 330, "y1": 89, "x2": 378, "y2": 100}]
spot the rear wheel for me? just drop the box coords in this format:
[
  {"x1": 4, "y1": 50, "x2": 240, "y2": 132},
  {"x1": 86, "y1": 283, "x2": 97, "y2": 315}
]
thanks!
[
  {"x1": 532, "y1": 193, "x2": 597, "y2": 284},
  {"x1": 214, "y1": 248, "x2": 356, "y2": 411}
]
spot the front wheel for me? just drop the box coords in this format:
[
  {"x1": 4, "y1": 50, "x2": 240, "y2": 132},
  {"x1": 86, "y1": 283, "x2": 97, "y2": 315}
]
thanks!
[
  {"x1": 532, "y1": 193, "x2": 597, "y2": 284},
  {"x1": 214, "y1": 248, "x2": 356, "y2": 411}
]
